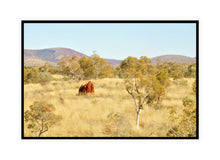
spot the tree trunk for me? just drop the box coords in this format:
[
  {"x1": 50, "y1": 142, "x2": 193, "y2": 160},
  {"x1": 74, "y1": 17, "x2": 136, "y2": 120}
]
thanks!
[
  {"x1": 95, "y1": 69, "x2": 99, "y2": 79},
  {"x1": 95, "y1": 72, "x2": 98, "y2": 79},
  {"x1": 136, "y1": 108, "x2": 141, "y2": 129},
  {"x1": 38, "y1": 130, "x2": 42, "y2": 137},
  {"x1": 94, "y1": 66, "x2": 99, "y2": 79}
]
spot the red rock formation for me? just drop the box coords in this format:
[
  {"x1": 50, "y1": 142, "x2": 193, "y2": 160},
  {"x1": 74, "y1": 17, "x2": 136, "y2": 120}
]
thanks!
[{"x1": 78, "y1": 81, "x2": 95, "y2": 95}]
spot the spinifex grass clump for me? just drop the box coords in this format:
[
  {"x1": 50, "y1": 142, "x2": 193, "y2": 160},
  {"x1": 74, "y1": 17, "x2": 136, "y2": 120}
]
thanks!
[
  {"x1": 24, "y1": 101, "x2": 62, "y2": 137},
  {"x1": 103, "y1": 112, "x2": 132, "y2": 137}
]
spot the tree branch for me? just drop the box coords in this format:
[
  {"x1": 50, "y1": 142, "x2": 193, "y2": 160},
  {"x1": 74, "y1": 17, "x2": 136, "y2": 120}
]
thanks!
[
  {"x1": 126, "y1": 87, "x2": 138, "y2": 109},
  {"x1": 38, "y1": 119, "x2": 49, "y2": 137},
  {"x1": 134, "y1": 77, "x2": 140, "y2": 94},
  {"x1": 141, "y1": 94, "x2": 149, "y2": 106},
  {"x1": 41, "y1": 119, "x2": 44, "y2": 134},
  {"x1": 35, "y1": 119, "x2": 41, "y2": 129},
  {"x1": 41, "y1": 129, "x2": 49, "y2": 134}
]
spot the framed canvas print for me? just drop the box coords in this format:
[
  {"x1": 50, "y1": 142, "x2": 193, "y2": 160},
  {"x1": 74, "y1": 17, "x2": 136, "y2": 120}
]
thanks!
[{"x1": 22, "y1": 20, "x2": 198, "y2": 139}]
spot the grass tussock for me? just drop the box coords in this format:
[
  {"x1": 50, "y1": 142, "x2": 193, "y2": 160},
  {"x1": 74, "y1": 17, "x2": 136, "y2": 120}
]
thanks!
[{"x1": 24, "y1": 77, "x2": 195, "y2": 137}]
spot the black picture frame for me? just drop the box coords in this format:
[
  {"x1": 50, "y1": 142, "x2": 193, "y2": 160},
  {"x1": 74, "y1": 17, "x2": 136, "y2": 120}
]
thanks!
[{"x1": 22, "y1": 20, "x2": 199, "y2": 139}]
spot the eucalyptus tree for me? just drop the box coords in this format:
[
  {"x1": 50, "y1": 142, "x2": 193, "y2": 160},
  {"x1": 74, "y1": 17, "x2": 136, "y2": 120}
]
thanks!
[
  {"x1": 58, "y1": 55, "x2": 83, "y2": 80},
  {"x1": 120, "y1": 56, "x2": 165, "y2": 129}
]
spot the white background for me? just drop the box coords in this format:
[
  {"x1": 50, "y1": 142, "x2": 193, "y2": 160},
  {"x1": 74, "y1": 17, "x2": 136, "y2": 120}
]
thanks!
[{"x1": 0, "y1": 0, "x2": 219, "y2": 159}]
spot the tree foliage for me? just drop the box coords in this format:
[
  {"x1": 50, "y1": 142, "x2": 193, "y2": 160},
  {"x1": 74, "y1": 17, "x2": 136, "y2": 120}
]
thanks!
[
  {"x1": 99, "y1": 64, "x2": 114, "y2": 78},
  {"x1": 90, "y1": 54, "x2": 109, "y2": 79},
  {"x1": 24, "y1": 54, "x2": 196, "y2": 82},
  {"x1": 58, "y1": 56, "x2": 83, "y2": 80},
  {"x1": 79, "y1": 54, "x2": 114, "y2": 79},
  {"x1": 187, "y1": 62, "x2": 196, "y2": 78},
  {"x1": 79, "y1": 57, "x2": 95, "y2": 79},
  {"x1": 156, "y1": 69, "x2": 170, "y2": 87}
]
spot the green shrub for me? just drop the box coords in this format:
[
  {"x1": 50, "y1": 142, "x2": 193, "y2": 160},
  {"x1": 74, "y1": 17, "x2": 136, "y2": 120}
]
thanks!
[
  {"x1": 24, "y1": 101, "x2": 62, "y2": 137},
  {"x1": 192, "y1": 80, "x2": 196, "y2": 95},
  {"x1": 38, "y1": 72, "x2": 53, "y2": 83},
  {"x1": 24, "y1": 66, "x2": 53, "y2": 84},
  {"x1": 167, "y1": 97, "x2": 196, "y2": 137},
  {"x1": 183, "y1": 96, "x2": 195, "y2": 107}
]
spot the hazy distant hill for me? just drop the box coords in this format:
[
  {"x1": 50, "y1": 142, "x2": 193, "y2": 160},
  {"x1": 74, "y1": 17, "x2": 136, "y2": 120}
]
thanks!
[
  {"x1": 24, "y1": 48, "x2": 196, "y2": 67},
  {"x1": 151, "y1": 55, "x2": 196, "y2": 64},
  {"x1": 24, "y1": 48, "x2": 121, "y2": 67},
  {"x1": 24, "y1": 48, "x2": 88, "y2": 66}
]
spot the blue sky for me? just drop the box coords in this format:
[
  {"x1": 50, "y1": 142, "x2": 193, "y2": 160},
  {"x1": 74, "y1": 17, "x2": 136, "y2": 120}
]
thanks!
[{"x1": 24, "y1": 23, "x2": 196, "y2": 60}]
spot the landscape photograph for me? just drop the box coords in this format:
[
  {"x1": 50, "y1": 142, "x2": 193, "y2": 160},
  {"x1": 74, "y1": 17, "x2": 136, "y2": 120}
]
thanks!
[{"x1": 22, "y1": 21, "x2": 198, "y2": 138}]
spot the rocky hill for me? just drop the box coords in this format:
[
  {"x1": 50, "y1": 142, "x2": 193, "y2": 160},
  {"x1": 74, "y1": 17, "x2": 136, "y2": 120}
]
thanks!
[
  {"x1": 151, "y1": 55, "x2": 196, "y2": 64},
  {"x1": 24, "y1": 48, "x2": 196, "y2": 67},
  {"x1": 24, "y1": 48, "x2": 121, "y2": 67}
]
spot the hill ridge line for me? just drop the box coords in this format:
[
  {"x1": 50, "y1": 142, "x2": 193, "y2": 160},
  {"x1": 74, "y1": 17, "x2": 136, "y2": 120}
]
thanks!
[{"x1": 24, "y1": 47, "x2": 196, "y2": 66}]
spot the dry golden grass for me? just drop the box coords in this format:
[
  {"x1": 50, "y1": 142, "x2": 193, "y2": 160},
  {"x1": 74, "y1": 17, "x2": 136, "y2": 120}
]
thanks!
[{"x1": 24, "y1": 77, "x2": 195, "y2": 137}]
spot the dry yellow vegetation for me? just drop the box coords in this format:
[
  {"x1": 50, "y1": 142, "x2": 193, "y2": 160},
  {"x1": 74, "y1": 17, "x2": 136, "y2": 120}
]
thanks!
[{"x1": 24, "y1": 76, "x2": 195, "y2": 137}]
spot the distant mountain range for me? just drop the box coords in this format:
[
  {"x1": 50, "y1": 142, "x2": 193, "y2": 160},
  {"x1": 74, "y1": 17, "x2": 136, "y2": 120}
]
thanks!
[{"x1": 24, "y1": 48, "x2": 196, "y2": 67}]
